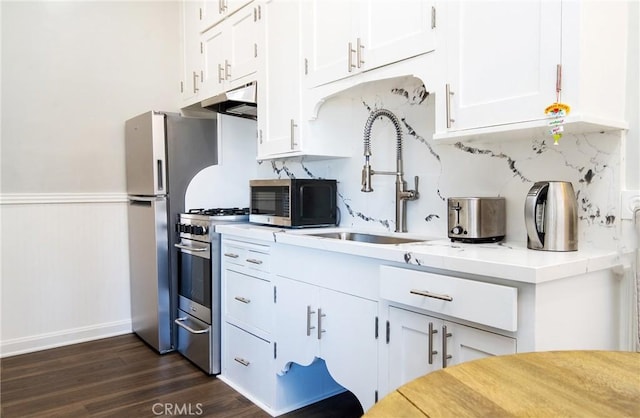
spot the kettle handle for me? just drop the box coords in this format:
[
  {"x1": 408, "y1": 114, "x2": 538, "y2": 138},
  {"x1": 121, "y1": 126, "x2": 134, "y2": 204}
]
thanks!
[{"x1": 525, "y1": 182, "x2": 547, "y2": 249}]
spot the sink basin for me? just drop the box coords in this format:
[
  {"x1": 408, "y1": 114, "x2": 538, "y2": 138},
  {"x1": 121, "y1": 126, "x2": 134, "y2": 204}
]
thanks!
[{"x1": 306, "y1": 231, "x2": 425, "y2": 245}]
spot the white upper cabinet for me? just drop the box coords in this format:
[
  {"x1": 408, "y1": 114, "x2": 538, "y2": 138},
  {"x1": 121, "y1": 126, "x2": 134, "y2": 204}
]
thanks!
[
  {"x1": 257, "y1": 0, "x2": 301, "y2": 159},
  {"x1": 434, "y1": 0, "x2": 629, "y2": 141},
  {"x1": 199, "y1": 0, "x2": 254, "y2": 32},
  {"x1": 180, "y1": 0, "x2": 205, "y2": 106},
  {"x1": 302, "y1": 0, "x2": 436, "y2": 89},
  {"x1": 201, "y1": 2, "x2": 262, "y2": 98},
  {"x1": 257, "y1": 0, "x2": 354, "y2": 160}
]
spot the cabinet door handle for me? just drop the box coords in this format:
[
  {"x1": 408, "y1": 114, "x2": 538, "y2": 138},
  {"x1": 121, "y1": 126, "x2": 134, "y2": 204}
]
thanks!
[
  {"x1": 223, "y1": 252, "x2": 239, "y2": 258},
  {"x1": 428, "y1": 321, "x2": 438, "y2": 365},
  {"x1": 234, "y1": 357, "x2": 250, "y2": 367},
  {"x1": 246, "y1": 258, "x2": 263, "y2": 265},
  {"x1": 410, "y1": 289, "x2": 453, "y2": 302},
  {"x1": 442, "y1": 325, "x2": 452, "y2": 368},
  {"x1": 290, "y1": 119, "x2": 298, "y2": 150},
  {"x1": 306, "y1": 305, "x2": 316, "y2": 336},
  {"x1": 445, "y1": 84, "x2": 455, "y2": 128},
  {"x1": 234, "y1": 296, "x2": 250, "y2": 304},
  {"x1": 348, "y1": 42, "x2": 356, "y2": 72},
  {"x1": 225, "y1": 59, "x2": 231, "y2": 80},
  {"x1": 356, "y1": 37, "x2": 364, "y2": 68},
  {"x1": 218, "y1": 63, "x2": 225, "y2": 83},
  {"x1": 192, "y1": 71, "x2": 199, "y2": 93},
  {"x1": 317, "y1": 308, "x2": 326, "y2": 340}
]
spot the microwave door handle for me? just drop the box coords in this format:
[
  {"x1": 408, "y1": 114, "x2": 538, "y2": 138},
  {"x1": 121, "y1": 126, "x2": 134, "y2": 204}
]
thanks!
[{"x1": 525, "y1": 183, "x2": 547, "y2": 248}]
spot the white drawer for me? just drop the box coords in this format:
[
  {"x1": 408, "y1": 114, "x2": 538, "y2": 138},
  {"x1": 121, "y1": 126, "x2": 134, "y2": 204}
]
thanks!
[
  {"x1": 380, "y1": 266, "x2": 517, "y2": 331},
  {"x1": 223, "y1": 240, "x2": 270, "y2": 272},
  {"x1": 225, "y1": 269, "x2": 273, "y2": 333},
  {"x1": 223, "y1": 323, "x2": 273, "y2": 406}
]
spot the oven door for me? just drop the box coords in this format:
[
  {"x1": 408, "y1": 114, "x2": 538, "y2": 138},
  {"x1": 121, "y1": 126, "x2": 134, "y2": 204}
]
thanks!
[{"x1": 175, "y1": 239, "x2": 212, "y2": 323}]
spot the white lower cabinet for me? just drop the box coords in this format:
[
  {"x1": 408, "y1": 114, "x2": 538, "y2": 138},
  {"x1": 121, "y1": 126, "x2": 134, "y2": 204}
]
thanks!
[
  {"x1": 223, "y1": 322, "x2": 273, "y2": 404},
  {"x1": 387, "y1": 306, "x2": 516, "y2": 391},
  {"x1": 274, "y1": 276, "x2": 379, "y2": 411},
  {"x1": 381, "y1": 265, "x2": 517, "y2": 392},
  {"x1": 221, "y1": 237, "x2": 361, "y2": 415}
]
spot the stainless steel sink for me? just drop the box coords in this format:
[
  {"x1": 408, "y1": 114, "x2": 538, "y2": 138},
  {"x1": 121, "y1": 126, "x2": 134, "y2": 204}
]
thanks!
[{"x1": 306, "y1": 231, "x2": 425, "y2": 245}]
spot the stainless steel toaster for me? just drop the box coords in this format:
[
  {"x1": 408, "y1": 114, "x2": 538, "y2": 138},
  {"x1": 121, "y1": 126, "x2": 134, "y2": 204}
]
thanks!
[{"x1": 448, "y1": 197, "x2": 506, "y2": 243}]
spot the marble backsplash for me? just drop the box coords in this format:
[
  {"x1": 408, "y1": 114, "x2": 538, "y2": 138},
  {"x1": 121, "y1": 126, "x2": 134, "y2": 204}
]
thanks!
[{"x1": 255, "y1": 77, "x2": 625, "y2": 252}]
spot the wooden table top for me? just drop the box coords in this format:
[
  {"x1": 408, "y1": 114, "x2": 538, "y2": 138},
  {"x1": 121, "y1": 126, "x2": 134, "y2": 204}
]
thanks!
[{"x1": 365, "y1": 350, "x2": 640, "y2": 417}]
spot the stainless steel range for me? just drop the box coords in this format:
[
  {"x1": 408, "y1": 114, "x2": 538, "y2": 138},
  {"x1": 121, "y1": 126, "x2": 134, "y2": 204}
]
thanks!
[{"x1": 174, "y1": 208, "x2": 249, "y2": 374}]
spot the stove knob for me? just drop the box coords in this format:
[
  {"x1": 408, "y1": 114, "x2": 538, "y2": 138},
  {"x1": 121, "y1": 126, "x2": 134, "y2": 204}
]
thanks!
[
  {"x1": 194, "y1": 225, "x2": 206, "y2": 235},
  {"x1": 451, "y1": 226, "x2": 464, "y2": 235}
]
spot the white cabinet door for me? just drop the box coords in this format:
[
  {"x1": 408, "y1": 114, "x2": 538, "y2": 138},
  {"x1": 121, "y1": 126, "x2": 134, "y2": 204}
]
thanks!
[
  {"x1": 444, "y1": 321, "x2": 516, "y2": 368},
  {"x1": 226, "y1": 3, "x2": 261, "y2": 88},
  {"x1": 387, "y1": 307, "x2": 442, "y2": 391},
  {"x1": 320, "y1": 288, "x2": 378, "y2": 412},
  {"x1": 274, "y1": 277, "x2": 319, "y2": 373},
  {"x1": 386, "y1": 306, "x2": 516, "y2": 390},
  {"x1": 274, "y1": 276, "x2": 378, "y2": 411},
  {"x1": 440, "y1": 0, "x2": 561, "y2": 133},
  {"x1": 257, "y1": 0, "x2": 301, "y2": 158},
  {"x1": 200, "y1": 0, "x2": 254, "y2": 32},
  {"x1": 435, "y1": 0, "x2": 628, "y2": 140},
  {"x1": 301, "y1": 0, "x2": 359, "y2": 88},
  {"x1": 181, "y1": 0, "x2": 205, "y2": 104},
  {"x1": 202, "y1": 23, "x2": 228, "y2": 97},
  {"x1": 201, "y1": 2, "x2": 261, "y2": 98},
  {"x1": 361, "y1": 0, "x2": 435, "y2": 72},
  {"x1": 223, "y1": 322, "x2": 274, "y2": 407},
  {"x1": 302, "y1": 0, "x2": 435, "y2": 89}
]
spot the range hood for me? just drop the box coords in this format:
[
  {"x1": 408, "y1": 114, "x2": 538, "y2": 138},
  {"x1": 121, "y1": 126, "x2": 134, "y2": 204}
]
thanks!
[{"x1": 201, "y1": 82, "x2": 257, "y2": 120}]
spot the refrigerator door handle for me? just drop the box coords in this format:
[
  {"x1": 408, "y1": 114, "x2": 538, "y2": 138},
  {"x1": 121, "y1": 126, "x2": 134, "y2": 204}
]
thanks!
[{"x1": 157, "y1": 159, "x2": 164, "y2": 191}]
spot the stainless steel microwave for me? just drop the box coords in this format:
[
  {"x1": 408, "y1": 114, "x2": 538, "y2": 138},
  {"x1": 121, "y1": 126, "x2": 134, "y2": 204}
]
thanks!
[{"x1": 249, "y1": 179, "x2": 338, "y2": 228}]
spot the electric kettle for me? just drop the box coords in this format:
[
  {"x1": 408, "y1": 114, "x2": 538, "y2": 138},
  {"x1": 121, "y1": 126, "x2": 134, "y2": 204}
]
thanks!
[{"x1": 525, "y1": 181, "x2": 578, "y2": 251}]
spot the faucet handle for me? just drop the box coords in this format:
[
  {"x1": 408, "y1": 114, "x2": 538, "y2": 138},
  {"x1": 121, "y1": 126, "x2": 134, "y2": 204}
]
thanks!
[{"x1": 412, "y1": 176, "x2": 420, "y2": 200}]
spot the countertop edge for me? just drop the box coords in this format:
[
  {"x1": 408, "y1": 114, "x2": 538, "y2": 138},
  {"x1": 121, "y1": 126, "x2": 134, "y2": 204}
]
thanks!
[{"x1": 216, "y1": 224, "x2": 626, "y2": 284}]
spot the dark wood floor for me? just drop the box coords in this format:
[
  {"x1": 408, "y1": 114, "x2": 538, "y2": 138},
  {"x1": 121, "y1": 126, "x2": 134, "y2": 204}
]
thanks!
[{"x1": 0, "y1": 334, "x2": 363, "y2": 418}]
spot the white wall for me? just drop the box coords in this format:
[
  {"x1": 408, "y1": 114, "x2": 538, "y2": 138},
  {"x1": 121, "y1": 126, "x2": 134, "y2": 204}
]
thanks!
[{"x1": 0, "y1": 1, "x2": 181, "y2": 356}]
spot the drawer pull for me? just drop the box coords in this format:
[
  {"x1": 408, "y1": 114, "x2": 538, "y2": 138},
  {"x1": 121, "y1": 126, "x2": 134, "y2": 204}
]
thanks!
[
  {"x1": 234, "y1": 357, "x2": 250, "y2": 367},
  {"x1": 234, "y1": 296, "x2": 250, "y2": 304},
  {"x1": 224, "y1": 252, "x2": 239, "y2": 258},
  {"x1": 246, "y1": 258, "x2": 263, "y2": 265},
  {"x1": 410, "y1": 289, "x2": 453, "y2": 302}
]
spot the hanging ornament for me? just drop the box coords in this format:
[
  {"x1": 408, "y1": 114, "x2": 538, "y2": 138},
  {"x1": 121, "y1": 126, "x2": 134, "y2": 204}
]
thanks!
[
  {"x1": 545, "y1": 64, "x2": 571, "y2": 145},
  {"x1": 545, "y1": 102, "x2": 571, "y2": 145}
]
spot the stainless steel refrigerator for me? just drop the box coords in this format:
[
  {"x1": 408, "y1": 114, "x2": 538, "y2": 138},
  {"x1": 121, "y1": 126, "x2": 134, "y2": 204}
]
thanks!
[{"x1": 125, "y1": 111, "x2": 217, "y2": 353}]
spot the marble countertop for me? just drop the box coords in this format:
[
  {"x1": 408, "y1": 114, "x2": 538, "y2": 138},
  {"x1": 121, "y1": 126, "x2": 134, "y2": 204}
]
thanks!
[{"x1": 215, "y1": 224, "x2": 625, "y2": 284}]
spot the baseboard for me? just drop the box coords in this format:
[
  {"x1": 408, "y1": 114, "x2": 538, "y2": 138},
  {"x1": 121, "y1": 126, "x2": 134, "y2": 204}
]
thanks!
[{"x1": 0, "y1": 319, "x2": 132, "y2": 358}]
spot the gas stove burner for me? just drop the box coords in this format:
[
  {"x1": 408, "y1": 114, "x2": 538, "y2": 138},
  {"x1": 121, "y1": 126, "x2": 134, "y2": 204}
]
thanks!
[
  {"x1": 187, "y1": 207, "x2": 249, "y2": 216},
  {"x1": 204, "y1": 207, "x2": 250, "y2": 216}
]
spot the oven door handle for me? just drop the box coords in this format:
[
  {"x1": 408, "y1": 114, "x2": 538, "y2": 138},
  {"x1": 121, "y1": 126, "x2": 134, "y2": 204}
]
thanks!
[
  {"x1": 174, "y1": 243, "x2": 208, "y2": 252},
  {"x1": 174, "y1": 317, "x2": 210, "y2": 334}
]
